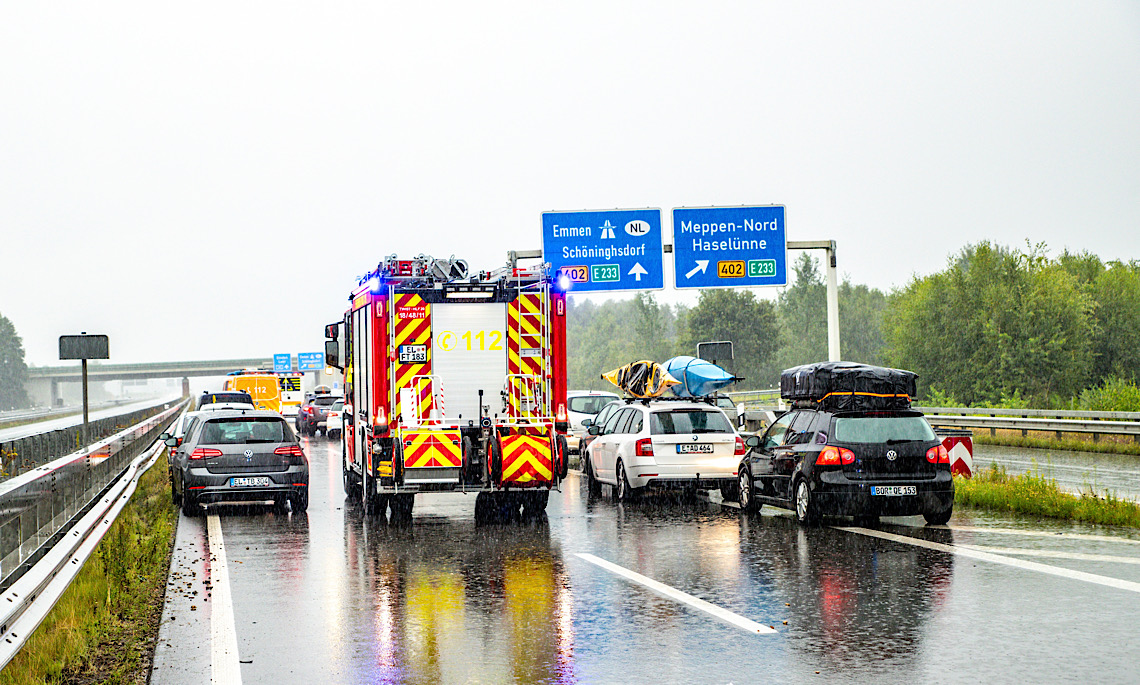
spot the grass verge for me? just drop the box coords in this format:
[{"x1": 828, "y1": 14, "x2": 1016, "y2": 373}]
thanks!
[
  {"x1": 0, "y1": 451, "x2": 176, "y2": 685},
  {"x1": 973, "y1": 430, "x2": 1140, "y2": 457},
  {"x1": 955, "y1": 463, "x2": 1140, "y2": 529}
]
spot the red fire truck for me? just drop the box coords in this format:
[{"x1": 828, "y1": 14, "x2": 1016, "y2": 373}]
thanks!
[{"x1": 324, "y1": 254, "x2": 570, "y2": 521}]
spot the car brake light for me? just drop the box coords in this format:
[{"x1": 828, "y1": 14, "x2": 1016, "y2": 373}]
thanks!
[
  {"x1": 734, "y1": 436, "x2": 746, "y2": 456},
  {"x1": 927, "y1": 445, "x2": 950, "y2": 464},
  {"x1": 556, "y1": 403, "x2": 567, "y2": 422},
  {"x1": 635, "y1": 438, "x2": 654, "y2": 457},
  {"x1": 275, "y1": 445, "x2": 305, "y2": 457},
  {"x1": 190, "y1": 448, "x2": 222, "y2": 459},
  {"x1": 817, "y1": 446, "x2": 856, "y2": 466}
]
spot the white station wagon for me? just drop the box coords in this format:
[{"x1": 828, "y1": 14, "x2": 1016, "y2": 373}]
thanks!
[{"x1": 584, "y1": 400, "x2": 745, "y2": 501}]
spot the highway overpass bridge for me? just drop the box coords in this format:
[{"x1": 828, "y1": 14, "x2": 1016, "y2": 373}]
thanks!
[{"x1": 27, "y1": 358, "x2": 273, "y2": 406}]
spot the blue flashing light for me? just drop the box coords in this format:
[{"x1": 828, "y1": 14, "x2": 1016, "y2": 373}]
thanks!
[
  {"x1": 557, "y1": 273, "x2": 572, "y2": 292},
  {"x1": 366, "y1": 276, "x2": 382, "y2": 294}
]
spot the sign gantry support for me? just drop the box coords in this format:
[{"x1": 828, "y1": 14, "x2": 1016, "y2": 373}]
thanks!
[{"x1": 787, "y1": 240, "x2": 840, "y2": 362}]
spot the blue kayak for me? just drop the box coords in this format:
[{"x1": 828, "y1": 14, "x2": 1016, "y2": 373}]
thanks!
[{"x1": 663, "y1": 356, "x2": 738, "y2": 397}]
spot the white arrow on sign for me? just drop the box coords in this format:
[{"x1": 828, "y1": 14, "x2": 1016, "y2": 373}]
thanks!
[
  {"x1": 685, "y1": 260, "x2": 710, "y2": 279},
  {"x1": 628, "y1": 262, "x2": 648, "y2": 281}
]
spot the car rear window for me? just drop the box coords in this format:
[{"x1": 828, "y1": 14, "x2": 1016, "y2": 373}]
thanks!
[
  {"x1": 833, "y1": 416, "x2": 937, "y2": 444},
  {"x1": 199, "y1": 393, "x2": 252, "y2": 408},
  {"x1": 331, "y1": 401, "x2": 344, "y2": 411},
  {"x1": 201, "y1": 418, "x2": 288, "y2": 444},
  {"x1": 650, "y1": 409, "x2": 733, "y2": 435},
  {"x1": 568, "y1": 396, "x2": 618, "y2": 415},
  {"x1": 314, "y1": 396, "x2": 339, "y2": 407}
]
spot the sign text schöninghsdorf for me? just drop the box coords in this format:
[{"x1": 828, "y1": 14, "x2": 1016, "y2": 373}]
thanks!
[
  {"x1": 672, "y1": 206, "x2": 787, "y2": 289},
  {"x1": 542, "y1": 209, "x2": 664, "y2": 293}
]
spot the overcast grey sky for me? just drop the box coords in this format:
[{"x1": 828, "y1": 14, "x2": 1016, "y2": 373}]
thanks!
[{"x1": 2, "y1": 1, "x2": 1138, "y2": 366}]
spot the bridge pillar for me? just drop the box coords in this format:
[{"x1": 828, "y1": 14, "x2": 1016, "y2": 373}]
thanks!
[
  {"x1": 51, "y1": 379, "x2": 60, "y2": 407},
  {"x1": 182, "y1": 377, "x2": 190, "y2": 398}
]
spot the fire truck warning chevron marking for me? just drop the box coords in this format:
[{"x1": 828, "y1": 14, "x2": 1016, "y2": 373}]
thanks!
[
  {"x1": 403, "y1": 430, "x2": 462, "y2": 469},
  {"x1": 394, "y1": 294, "x2": 432, "y2": 422},
  {"x1": 500, "y1": 434, "x2": 553, "y2": 483}
]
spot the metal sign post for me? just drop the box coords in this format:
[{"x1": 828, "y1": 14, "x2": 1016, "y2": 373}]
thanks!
[
  {"x1": 59, "y1": 333, "x2": 110, "y2": 446},
  {"x1": 786, "y1": 240, "x2": 840, "y2": 362}
]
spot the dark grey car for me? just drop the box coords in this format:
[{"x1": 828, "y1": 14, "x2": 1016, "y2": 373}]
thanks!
[{"x1": 166, "y1": 410, "x2": 309, "y2": 515}]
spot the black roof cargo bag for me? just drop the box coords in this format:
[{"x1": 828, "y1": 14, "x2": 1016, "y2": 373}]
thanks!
[{"x1": 780, "y1": 362, "x2": 917, "y2": 411}]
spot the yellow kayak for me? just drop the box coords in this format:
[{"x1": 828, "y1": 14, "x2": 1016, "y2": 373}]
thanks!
[{"x1": 601, "y1": 360, "x2": 679, "y2": 398}]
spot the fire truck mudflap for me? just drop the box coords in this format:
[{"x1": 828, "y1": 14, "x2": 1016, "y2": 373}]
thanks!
[{"x1": 324, "y1": 254, "x2": 570, "y2": 523}]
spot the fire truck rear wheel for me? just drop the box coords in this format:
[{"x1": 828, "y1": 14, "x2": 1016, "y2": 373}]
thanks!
[
  {"x1": 474, "y1": 492, "x2": 492, "y2": 524},
  {"x1": 391, "y1": 493, "x2": 415, "y2": 521},
  {"x1": 522, "y1": 490, "x2": 549, "y2": 517}
]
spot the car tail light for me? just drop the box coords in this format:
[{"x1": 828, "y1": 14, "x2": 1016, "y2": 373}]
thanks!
[
  {"x1": 190, "y1": 448, "x2": 222, "y2": 460},
  {"x1": 817, "y1": 446, "x2": 856, "y2": 465},
  {"x1": 275, "y1": 445, "x2": 305, "y2": 457},
  {"x1": 635, "y1": 438, "x2": 654, "y2": 457},
  {"x1": 926, "y1": 445, "x2": 950, "y2": 464},
  {"x1": 556, "y1": 403, "x2": 567, "y2": 422},
  {"x1": 734, "y1": 436, "x2": 746, "y2": 456}
]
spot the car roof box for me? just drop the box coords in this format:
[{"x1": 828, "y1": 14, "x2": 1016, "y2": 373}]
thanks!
[{"x1": 780, "y1": 362, "x2": 917, "y2": 411}]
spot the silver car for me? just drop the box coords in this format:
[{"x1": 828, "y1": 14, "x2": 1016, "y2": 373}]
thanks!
[{"x1": 166, "y1": 410, "x2": 309, "y2": 515}]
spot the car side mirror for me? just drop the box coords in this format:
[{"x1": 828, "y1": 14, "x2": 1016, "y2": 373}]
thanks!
[
  {"x1": 745, "y1": 435, "x2": 761, "y2": 448},
  {"x1": 581, "y1": 419, "x2": 592, "y2": 428},
  {"x1": 324, "y1": 340, "x2": 342, "y2": 370},
  {"x1": 164, "y1": 437, "x2": 179, "y2": 447},
  {"x1": 588, "y1": 425, "x2": 601, "y2": 435},
  {"x1": 159, "y1": 432, "x2": 170, "y2": 441}
]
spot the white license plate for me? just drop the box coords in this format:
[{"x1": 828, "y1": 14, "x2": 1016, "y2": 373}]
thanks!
[
  {"x1": 871, "y1": 485, "x2": 917, "y2": 496},
  {"x1": 230, "y1": 477, "x2": 271, "y2": 488},
  {"x1": 398, "y1": 345, "x2": 427, "y2": 363},
  {"x1": 676, "y1": 443, "x2": 714, "y2": 454}
]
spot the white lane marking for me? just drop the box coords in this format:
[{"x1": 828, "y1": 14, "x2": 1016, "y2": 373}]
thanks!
[
  {"x1": 947, "y1": 525, "x2": 1140, "y2": 545},
  {"x1": 207, "y1": 514, "x2": 243, "y2": 685},
  {"x1": 954, "y1": 544, "x2": 1140, "y2": 565},
  {"x1": 575, "y1": 552, "x2": 776, "y2": 635},
  {"x1": 837, "y1": 527, "x2": 1140, "y2": 595}
]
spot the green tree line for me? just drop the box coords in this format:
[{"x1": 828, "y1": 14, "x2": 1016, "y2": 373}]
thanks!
[{"x1": 0, "y1": 313, "x2": 30, "y2": 410}]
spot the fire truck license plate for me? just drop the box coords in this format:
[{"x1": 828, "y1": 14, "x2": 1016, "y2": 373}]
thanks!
[
  {"x1": 398, "y1": 345, "x2": 427, "y2": 363},
  {"x1": 871, "y1": 485, "x2": 917, "y2": 496},
  {"x1": 230, "y1": 477, "x2": 270, "y2": 488},
  {"x1": 676, "y1": 444, "x2": 714, "y2": 454}
]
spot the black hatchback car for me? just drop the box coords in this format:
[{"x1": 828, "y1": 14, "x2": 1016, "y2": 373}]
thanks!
[
  {"x1": 737, "y1": 407, "x2": 953, "y2": 525},
  {"x1": 166, "y1": 410, "x2": 309, "y2": 515}
]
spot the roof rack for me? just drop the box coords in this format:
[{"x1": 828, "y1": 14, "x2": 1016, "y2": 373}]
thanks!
[{"x1": 621, "y1": 395, "x2": 718, "y2": 406}]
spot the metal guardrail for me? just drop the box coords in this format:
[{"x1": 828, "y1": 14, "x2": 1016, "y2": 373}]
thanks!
[
  {"x1": 0, "y1": 401, "x2": 185, "y2": 591},
  {"x1": 0, "y1": 432, "x2": 172, "y2": 670},
  {"x1": 0, "y1": 400, "x2": 176, "y2": 481},
  {"x1": 914, "y1": 406, "x2": 1140, "y2": 422},
  {"x1": 737, "y1": 401, "x2": 1140, "y2": 443},
  {"x1": 922, "y1": 413, "x2": 1140, "y2": 443}
]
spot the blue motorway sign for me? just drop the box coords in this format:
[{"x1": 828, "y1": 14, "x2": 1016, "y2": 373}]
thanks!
[
  {"x1": 542, "y1": 209, "x2": 664, "y2": 293},
  {"x1": 273, "y1": 353, "x2": 292, "y2": 373},
  {"x1": 672, "y1": 205, "x2": 787, "y2": 289},
  {"x1": 298, "y1": 352, "x2": 325, "y2": 371}
]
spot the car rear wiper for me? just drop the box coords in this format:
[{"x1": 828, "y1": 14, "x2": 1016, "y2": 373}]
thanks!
[{"x1": 885, "y1": 438, "x2": 915, "y2": 444}]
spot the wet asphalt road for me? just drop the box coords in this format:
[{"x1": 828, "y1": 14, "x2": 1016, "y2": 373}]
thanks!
[{"x1": 151, "y1": 437, "x2": 1140, "y2": 684}]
